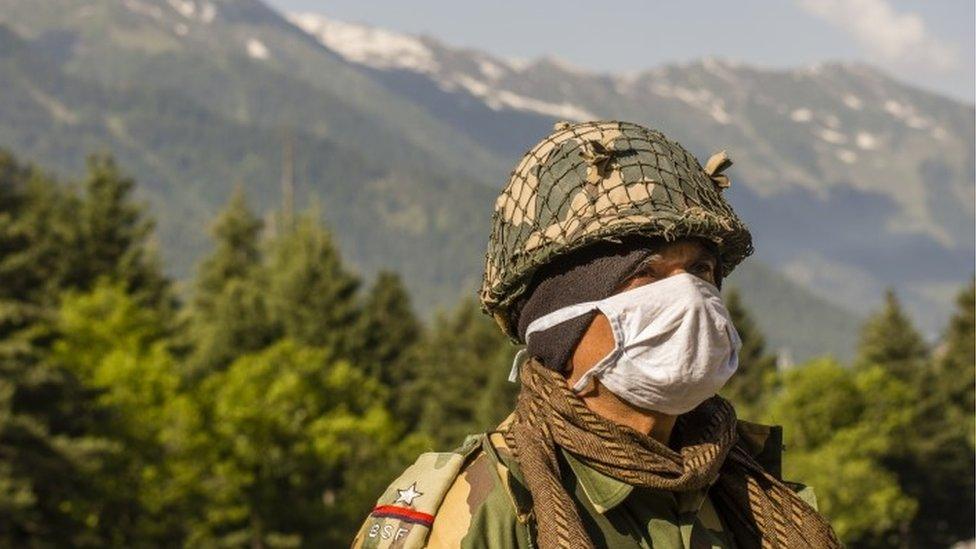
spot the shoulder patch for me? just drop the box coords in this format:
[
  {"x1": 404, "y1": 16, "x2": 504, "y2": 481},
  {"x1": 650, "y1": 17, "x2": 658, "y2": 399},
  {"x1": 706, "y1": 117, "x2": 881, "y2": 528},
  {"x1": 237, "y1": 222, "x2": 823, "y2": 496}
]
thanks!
[{"x1": 352, "y1": 436, "x2": 483, "y2": 549}]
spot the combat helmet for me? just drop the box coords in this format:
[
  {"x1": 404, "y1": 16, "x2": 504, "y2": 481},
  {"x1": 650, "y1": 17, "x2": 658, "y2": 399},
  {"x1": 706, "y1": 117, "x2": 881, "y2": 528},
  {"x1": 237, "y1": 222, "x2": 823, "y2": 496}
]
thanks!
[{"x1": 480, "y1": 120, "x2": 753, "y2": 341}]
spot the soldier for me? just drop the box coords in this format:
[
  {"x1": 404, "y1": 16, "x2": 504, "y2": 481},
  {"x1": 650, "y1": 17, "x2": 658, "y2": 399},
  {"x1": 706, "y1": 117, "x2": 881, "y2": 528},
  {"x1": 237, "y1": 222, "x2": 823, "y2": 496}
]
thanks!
[{"x1": 352, "y1": 121, "x2": 840, "y2": 548}]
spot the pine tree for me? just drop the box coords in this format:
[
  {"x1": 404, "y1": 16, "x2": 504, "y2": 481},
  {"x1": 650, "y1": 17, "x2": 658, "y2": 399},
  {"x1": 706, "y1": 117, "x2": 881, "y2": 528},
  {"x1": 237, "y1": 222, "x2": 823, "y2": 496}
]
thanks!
[
  {"x1": 856, "y1": 289, "x2": 928, "y2": 381},
  {"x1": 187, "y1": 187, "x2": 275, "y2": 375},
  {"x1": 854, "y1": 286, "x2": 973, "y2": 547},
  {"x1": 266, "y1": 211, "x2": 360, "y2": 355},
  {"x1": 414, "y1": 299, "x2": 517, "y2": 448},
  {"x1": 763, "y1": 358, "x2": 917, "y2": 546},
  {"x1": 0, "y1": 152, "x2": 82, "y2": 304},
  {"x1": 895, "y1": 280, "x2": 976, "y2": 547},
  {"x1": 74, "y1": 155, "x2": 170, "y2": 309},
  {"x1": 721, "y1": 288, "x2": 777, "y2": 414},
  {"x1": 0, "y1": 151, "x2": 121, "y2": 545},
  {"x1": 53, "y1": 282, "x2": 187, "y2": 545},
  {"x1": 933, "y1": 279, "x2": 975, "y2": 434},
  {"x1": 188, "y1": 340, "x2": 423, "y2": 547},
  {"x1": 193, "y1": 186, "x2": 263, "y2": 308},
  {"x1": 354, "y1": 271, "x2": 421, "y2": 387}
]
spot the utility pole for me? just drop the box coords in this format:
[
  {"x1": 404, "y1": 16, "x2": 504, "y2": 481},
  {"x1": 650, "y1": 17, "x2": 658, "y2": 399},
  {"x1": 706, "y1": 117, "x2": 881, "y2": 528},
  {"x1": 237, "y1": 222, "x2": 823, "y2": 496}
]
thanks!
[{"x1": 280, "y1": 131, "x2": 295, "y2": 230}]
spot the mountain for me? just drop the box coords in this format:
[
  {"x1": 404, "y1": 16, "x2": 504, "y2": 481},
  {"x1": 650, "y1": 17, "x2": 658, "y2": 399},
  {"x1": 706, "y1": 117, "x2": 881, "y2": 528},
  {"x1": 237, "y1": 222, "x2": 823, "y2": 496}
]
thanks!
[
  {"x1": 0, "y1": 0, "x2": 508, "y2": 181},
  {"x1": 291, "y1": 13, "x2": 975, "y2": 337},
  {"x1": 0, "y1": 0, "x2": 507, "y2": 309},
  {"x1": 0, "y1": 0, "x2": 890, "y2": 361}
]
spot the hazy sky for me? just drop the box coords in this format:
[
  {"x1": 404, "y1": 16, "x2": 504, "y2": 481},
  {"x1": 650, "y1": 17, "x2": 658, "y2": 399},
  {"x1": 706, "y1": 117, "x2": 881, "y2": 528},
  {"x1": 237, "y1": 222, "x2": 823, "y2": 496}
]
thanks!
[{"x1": 266, "y1": 0, "x2": 975, "y2": 103}]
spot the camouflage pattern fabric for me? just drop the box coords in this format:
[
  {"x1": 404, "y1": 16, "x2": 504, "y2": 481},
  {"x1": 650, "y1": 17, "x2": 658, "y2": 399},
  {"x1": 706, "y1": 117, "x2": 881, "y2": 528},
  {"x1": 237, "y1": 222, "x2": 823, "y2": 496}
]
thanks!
[
  {"x1": 351, "y1": 436, "x2": 483, "y2": 548},
  {"x1": 351, "y1": 416, "x2": 807, "y2": 549},
  {"x1": 479, "y1": 120, "x2": 753, "y2": 341}
]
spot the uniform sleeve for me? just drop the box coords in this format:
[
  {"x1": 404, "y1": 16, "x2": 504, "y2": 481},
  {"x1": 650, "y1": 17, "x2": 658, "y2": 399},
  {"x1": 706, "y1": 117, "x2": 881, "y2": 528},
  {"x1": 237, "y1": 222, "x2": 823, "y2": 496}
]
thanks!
[
  {"x1": 427, "y1": 452, "x2": 531, "y2": 549},
  {"x1": 350, "y1": 443, "x2": 483, "y2": 549}
]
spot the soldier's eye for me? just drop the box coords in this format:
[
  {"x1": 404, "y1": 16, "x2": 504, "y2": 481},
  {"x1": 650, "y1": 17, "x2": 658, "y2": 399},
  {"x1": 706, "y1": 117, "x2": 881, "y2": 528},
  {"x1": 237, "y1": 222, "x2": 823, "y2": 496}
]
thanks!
[{"x1": 692, "y1": 261, "x2": 716, "y2": 279}]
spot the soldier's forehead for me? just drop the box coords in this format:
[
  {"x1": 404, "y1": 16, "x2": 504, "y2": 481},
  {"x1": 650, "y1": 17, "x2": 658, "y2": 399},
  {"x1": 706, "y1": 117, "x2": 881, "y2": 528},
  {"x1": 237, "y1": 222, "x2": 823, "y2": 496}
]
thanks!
[{"x1": 646, "y1": 238, "x2": 717, "y2": 258}]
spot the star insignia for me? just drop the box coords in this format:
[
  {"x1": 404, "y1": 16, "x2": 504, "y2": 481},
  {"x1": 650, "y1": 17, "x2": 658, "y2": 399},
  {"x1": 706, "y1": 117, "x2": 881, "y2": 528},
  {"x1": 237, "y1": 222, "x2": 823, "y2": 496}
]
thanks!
[{"x1": 393, "y1": 482, "x2": 423, "y2": 506}]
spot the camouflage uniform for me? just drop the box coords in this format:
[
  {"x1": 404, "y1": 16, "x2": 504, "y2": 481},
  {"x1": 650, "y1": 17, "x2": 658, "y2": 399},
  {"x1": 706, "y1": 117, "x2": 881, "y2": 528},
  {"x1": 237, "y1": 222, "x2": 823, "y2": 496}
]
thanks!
[{"x1": 352, "y1": 417, "x2": 814, "y2": 549}]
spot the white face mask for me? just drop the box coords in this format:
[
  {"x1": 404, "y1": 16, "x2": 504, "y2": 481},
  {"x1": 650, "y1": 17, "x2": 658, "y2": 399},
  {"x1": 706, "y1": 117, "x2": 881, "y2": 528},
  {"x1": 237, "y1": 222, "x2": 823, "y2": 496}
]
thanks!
[{"x1": 514, "y1": 272, "x2": 741, "y2": 415}]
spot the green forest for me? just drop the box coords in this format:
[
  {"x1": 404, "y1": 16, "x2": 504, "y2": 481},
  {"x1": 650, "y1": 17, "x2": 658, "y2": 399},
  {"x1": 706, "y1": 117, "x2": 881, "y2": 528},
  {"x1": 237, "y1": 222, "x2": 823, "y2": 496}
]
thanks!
[{"x1": 0, "y1": 150, "x2": 972, "y2": 548}]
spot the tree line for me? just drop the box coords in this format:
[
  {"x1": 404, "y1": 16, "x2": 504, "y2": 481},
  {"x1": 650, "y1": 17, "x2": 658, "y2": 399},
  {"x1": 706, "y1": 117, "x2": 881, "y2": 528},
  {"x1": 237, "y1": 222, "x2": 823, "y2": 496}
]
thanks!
[{"x1": 0, "y1": 150, "x2": 972, "y2": 547}]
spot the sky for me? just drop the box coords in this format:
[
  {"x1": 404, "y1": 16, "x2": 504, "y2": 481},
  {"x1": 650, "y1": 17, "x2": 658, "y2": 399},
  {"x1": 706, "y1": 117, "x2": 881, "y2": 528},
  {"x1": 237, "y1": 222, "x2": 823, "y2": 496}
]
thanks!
[{"x1": 265, "y1": 0, "x2": 975, "y2": 103}]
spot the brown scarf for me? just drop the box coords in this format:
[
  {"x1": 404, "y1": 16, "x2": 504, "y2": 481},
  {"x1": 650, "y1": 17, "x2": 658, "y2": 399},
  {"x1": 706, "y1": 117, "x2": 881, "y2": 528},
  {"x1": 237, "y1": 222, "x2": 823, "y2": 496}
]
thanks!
[{"x1": 504, "y1": 359, "x2": 841, "y2": 549}]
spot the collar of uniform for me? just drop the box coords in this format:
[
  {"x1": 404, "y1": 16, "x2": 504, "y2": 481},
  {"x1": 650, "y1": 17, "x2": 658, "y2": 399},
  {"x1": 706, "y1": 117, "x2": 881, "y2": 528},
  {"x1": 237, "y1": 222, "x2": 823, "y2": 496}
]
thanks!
[
  {"x1": 560, "y1": 449, "x2": 634, "y2": 513},
  {"x1": 489, "y1": 415, "x2": 783, "y2": 516},
  {"x1": 561, "y1": 449, "x2": 715, "y2": 516}
]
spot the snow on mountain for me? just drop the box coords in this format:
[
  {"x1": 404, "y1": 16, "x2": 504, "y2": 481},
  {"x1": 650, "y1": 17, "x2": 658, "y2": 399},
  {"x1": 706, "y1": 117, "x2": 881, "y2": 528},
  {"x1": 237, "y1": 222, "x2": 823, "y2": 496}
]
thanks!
[
  {"x1": 288, "y1": 14, "x2": 437, "y2": 73},
  {"x1": 648, "y1": 82, "x2": 732, "y2": 124},
  {"x1": 855, "y1": 132, "x2": 878, "y2": 149},
  {"x1": 167, "y1": 0, "x2": 217, "y2": 23},
  {"x1": 246, "y1": 37, "x2": 269, "y2": 60},
  {"x1": 842, "y1": 94, "x2": 863, "y2": 110},
  {"x1": 287, "y1": 13, "x2": 598, "y2": 121},
  {"x1": 122, "y1": 0, "x2": 165, "y2": 21},
  {"x1": 790, "y1": 108, "x2": 813, "y2": 122},
  {"x1": 286, "y1": 13, "x2": 958, "y2": 158}
]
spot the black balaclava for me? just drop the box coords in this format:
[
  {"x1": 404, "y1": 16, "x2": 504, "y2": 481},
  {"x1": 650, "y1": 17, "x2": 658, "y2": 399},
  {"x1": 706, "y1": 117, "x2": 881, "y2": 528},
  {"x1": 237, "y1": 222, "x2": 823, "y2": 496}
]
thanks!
[{"x1": 512, "y1": 236, "x2": 721, "y2": 372}]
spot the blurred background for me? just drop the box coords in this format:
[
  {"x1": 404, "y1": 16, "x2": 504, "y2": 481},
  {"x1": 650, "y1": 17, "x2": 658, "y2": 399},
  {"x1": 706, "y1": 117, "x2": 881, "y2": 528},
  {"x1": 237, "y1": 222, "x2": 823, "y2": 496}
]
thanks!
[{"x1": 0, "y1": 0, "x2": 972, "y2": 546}]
